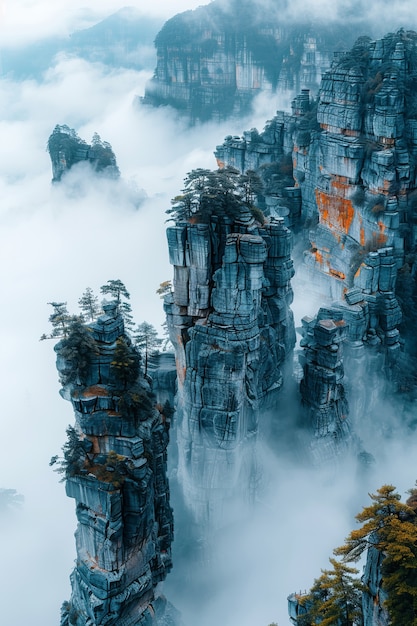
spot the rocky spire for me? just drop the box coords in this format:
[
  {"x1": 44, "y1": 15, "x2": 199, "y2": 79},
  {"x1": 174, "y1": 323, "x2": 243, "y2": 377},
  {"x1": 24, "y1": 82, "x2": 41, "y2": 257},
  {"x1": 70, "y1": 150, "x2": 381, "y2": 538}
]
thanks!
[
  {"x1": 164, "y1": 188, "x2": 295, "y2": 526},
  {"x1": 53, "y1": 301, "x2": 177, "y2": 626}
]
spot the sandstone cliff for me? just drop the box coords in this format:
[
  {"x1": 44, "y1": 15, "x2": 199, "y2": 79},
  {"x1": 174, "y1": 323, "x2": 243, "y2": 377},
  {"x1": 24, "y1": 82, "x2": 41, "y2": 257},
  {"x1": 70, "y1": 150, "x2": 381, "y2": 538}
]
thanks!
[
  {"x1": 47, "y1": 125, "x2": 120, "y2": 183},
  {"x1": 142, "y1": 0, "x2": 362, "y2": 122},
  {"x1": 216, "y1": 32, "x2": 417, "y2": 399},
  {"x1": 54, "y1": 302, "x2": 176, "y2": 626},
  {"x1": 164, "y1": 175, "x2": 295, "y2": 525}
]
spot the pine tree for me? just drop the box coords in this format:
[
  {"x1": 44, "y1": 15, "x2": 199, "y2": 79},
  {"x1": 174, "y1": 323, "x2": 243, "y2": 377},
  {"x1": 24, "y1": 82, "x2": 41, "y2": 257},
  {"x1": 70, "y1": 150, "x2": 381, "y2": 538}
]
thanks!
[
  {"x1": 100, "y1": 279, "x2": 134, "y2": 330},
  {"x1": 50, "y1": 425, "x2": 92, "y2": 480},
  {"x1": 110, "y1": 337, "x2": 140, "y2": 390},
  {"x1": 56, "y1": 318, "x2": 98, "y2": 386},
  {"x1": 41, "y1": 301, "x2": 75, "y2": 339},
  {"x1": 100, "y1": 279, "x2": 130, "y2": 304},
  {"x1": 297, "y1": 558, "x2": 363, "y2": 626},
  {"x1": 156, "y1": 281, "x2": 172, "y2": 298},
  {"x1": 133, "y1": 322, "x2": 162, "y2": 376},
  {"x1": 335, "y1": 484, "x2": 417, "y2": 626},
  {"x1": 78, "y1": 287, "x2": 100, "y2": 321},
  {"x1": 166, "y1": 166, "x2": 246, "y2": 223}
]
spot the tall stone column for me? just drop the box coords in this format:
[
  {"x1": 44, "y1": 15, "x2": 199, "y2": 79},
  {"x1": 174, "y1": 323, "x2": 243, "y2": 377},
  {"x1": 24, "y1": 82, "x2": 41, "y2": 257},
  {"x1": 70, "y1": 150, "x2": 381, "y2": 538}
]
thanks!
[{"x1": 54, "y1": 302, "x2": 176, "y2": 626}]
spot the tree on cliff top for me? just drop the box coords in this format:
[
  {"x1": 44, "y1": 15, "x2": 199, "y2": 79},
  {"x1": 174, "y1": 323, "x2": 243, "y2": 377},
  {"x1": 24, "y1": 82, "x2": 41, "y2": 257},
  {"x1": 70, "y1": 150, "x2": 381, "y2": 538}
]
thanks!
[
  {"x1": 296, "y1": 558, "x2": 363, "y2": 626},
  {"x1": 335, "y1": 484, "x2": 417, "y2": 626},
  {"x1": 40, "y1": 301, "x2": 81, "y2": 340},
  {"x1": 167, "y1": 166, "x2": 264, "y2": 223},
  {"x1": 78, "y1": 287, "x2": 101, "y2": 321},
  {"x1": 100, "y1": 279, "x2": 134, "y2": 331},
  {"x1": 56, "y1": 319, "x2": 98, "y2": 386}
]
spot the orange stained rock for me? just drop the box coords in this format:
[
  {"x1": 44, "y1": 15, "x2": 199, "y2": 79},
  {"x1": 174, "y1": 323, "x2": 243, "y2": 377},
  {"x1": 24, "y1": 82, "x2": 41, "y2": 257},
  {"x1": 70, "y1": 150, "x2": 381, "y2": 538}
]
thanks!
[
  {"x1": 216, "y1": 159, "x2": 225, "y2": 169},
  {"x1": 342, "y1": 129, "x2": 360, "y2": 137},
  {"x1": 176, "y1": 354, "x2": 187, "y2": 386},
  {"x1": 331, "y1": 176, "x2": 351, "y2": 198},
  {"x1": 329, "y1": 268, "x2": 346, "y2": 280},
  {"x1": 82, "y1": 385, "x2": 109, "y2": 398},
  {"x1": 360, "y1": 218, "x2": 365, "y2": 246},
  {"x1": 377, "y1": 221, "x2": 387, "y2": 246},
  {"x1": 314, "y1": 248, "x2": 324, "y2": 265},
  {"x1": 315, "y1": 189, "x2": 355, "y2": 235}
]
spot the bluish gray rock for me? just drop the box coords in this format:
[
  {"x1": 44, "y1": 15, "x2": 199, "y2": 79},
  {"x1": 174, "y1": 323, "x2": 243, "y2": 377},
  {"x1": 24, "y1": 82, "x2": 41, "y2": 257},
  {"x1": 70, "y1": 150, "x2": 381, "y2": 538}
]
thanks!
[
  {"x1": 165, "y1": 210, "x2": 295, "y2": 526},
  {"x1": 54, "y1": 306, "x2": 176, "y2": 626}
]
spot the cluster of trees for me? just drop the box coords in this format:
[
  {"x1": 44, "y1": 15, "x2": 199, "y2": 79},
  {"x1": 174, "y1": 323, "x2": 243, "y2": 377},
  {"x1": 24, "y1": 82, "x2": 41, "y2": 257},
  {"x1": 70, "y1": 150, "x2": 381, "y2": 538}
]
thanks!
[
  {"x1": 41, "y1": 279, "x2": 165, "y2": 375},
  {"x1": 47, "y1": 125, "x2": 119, "y2": 180},
  {"x1": 50, "y1": 427, "x2": 130, "y2": 488},
  {"x1": 166, "y1": 166, "x2": 265, "y2": 224},
  {"x1": 294, "y1": 484, "x2": 417, "y2": 626},
  {"x1": 50, "y1": 425, "x2": 93, "y2": 481}
]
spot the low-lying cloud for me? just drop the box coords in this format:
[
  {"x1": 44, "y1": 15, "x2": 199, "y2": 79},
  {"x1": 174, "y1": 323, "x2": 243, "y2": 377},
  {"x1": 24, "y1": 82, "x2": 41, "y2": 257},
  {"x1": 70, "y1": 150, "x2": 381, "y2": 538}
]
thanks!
[{"x1": 1, "y1": 1, "x2": 417, "y2": 625}]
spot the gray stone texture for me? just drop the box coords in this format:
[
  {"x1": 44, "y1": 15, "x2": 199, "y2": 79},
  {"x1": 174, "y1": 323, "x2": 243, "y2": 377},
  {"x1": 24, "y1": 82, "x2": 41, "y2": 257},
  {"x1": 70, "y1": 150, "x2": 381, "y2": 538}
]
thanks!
[
  {"x1": 55, "y1": 306, "x2": 175, "y2": 626},
  {"x1": 165, "y1": 212, "x2": 295, "y2": 526},
  {"x1": 142, "y1": 1, "x2": 364, "y2": 122}
]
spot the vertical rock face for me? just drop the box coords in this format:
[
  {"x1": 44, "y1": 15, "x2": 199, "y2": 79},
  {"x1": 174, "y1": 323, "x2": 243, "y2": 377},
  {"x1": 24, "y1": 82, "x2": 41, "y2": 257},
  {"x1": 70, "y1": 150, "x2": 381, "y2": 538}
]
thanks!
[
  {"x1": 142, "y1": 0, "x2": 360, "y2": 122},
  {"x1": 164, "y1": 210, "x2": 295, "y2": 525},
  {"x1": 296, "y1": 33, "x2": 417, "y2": 300},
  {"x1": 216, "y1": 32, "x2": 417, "y2": 298},
  {"x1": 54, "y1": 303, "x2": 176, "y2": 626},
  {"x1": 362, "y1": 539, "x2": 389, "y2": 626},
  {"x1": 299, "y1": 309, "x2": 352, "y2": 465},
  {"x1": 216, "y1": 32, "x2": 415, "y2": 405},
  {"x1": 47, "y1": 125, "x2": 120, "y2": 183},
  {"x1": 214, "y1": 91, "x2": 313, "y2": 228}
]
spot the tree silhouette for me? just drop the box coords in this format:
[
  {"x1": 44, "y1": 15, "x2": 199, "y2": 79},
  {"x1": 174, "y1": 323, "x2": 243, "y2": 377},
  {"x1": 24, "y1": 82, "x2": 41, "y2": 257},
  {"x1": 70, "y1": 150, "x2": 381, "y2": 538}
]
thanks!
[
  {"x1": 78, "y1": 287, "x2": 101, "y2": 321},
  {"x1": 100, "y1": 279, "x2": 134, "y2": 330},
  {"x1": 297, "y1": 558, "x2": 363, "y2": 626},
  {"x1": 41, "y1": 301, "x2": 79, "y2": 340},
  {"x1": 133, "y1": 322, "x2": 162, "y2": 376},
  {"x1": 110, "y1": 337, "x2": 140, "y2": 390}
]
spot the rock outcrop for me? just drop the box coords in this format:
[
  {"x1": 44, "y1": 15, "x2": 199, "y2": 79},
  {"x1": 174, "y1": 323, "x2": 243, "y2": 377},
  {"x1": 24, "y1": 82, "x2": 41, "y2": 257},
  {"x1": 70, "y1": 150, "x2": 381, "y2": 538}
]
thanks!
[
  {"x1": 142, "y1": 0, "x2": 361, "y2": 122},
  {"x1": 164, "y1": 193, "x2": 295, "y2": 525},
  {"x1": 47, "y1": 125, "x2": 120, "y2": 183},
  {"x1": 216, "y1": 31, "x2": 417, "y2": 297},
  {"x1": 298, "y1": 309, "x2": 352, "y2": 465},
  {"x1": 54, "y1": 302, "x2": 176, "y2": 626},
  {"x1": 216, "y1": 32, "x2": 417, "y2": 400},
  {"x1": 362, "y1": 538, "x2": 389, "y2": 626}
]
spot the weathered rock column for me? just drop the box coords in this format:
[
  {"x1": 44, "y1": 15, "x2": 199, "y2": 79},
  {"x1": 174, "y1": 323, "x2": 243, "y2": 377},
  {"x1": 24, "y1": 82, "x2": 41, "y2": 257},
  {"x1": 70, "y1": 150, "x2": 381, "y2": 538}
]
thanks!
[
  {"x1": 299, "y1": 309, "x2": 352, "y2": 464},
  {"x1": 165, "y1": 212, "x2": 295, "y2": 526},
  {"x1": 54, "y1": 302, "x2": 176, "y2": 626}
]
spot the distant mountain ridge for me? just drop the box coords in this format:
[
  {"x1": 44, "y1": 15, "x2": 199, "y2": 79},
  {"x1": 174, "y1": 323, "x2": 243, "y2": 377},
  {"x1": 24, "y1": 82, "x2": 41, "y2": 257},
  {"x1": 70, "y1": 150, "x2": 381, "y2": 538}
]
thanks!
[
  {"x1": 143, "y1": 0, "x2": 417, "y2": 122},
  {"x1": 0, "y1": 7, "x2": 162, "y2": 79}
]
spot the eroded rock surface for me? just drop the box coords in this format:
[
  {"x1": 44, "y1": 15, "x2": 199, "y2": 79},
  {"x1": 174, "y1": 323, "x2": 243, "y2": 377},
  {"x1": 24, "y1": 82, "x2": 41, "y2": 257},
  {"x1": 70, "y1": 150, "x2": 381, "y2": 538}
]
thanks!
[
  {"x1": 54, "y1": 302, "x2": 176, "y2": 626},
  {"x1": 164, "y1": 210, "x2": 295, "y2": 526},
  {"x1": 142, "y1": 0, "x2": 362, "y2": 122},
  {"x1": 47, "y1": 125, "x2": 120, "y2": 183}
]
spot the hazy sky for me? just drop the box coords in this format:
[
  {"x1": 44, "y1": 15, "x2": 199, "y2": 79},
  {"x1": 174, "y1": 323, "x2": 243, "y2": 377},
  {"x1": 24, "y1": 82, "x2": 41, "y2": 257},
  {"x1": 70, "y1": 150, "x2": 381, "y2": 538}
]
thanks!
[
  {"x1": 1, "y1": 1, "x2": 416, "y2": 625},
  {"x1": 0, "y1": 0, "x2": 207, "y2": 46}
]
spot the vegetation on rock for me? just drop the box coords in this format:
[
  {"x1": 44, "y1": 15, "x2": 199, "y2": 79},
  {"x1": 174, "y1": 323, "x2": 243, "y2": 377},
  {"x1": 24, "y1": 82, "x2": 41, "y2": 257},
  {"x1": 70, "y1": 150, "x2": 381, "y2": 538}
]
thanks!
[{"x1": 166, "y1": 166, "x2": 264, "y2": 223}]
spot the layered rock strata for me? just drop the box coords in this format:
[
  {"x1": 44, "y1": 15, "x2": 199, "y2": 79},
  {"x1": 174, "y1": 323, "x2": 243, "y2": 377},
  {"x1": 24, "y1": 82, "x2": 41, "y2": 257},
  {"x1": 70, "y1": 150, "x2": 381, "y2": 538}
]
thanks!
[
  {"x1": 216, "y1": 31, "x2": 417, "y2": 301},
  {"x1": 298, "y1": 248, "x2": 403, "y2": 461},
  {"x1": 142, "y1": 0, "x2": 362, "y2": 122},
  {"x1": 297, "y1": 33, "x2": 417, "y2": 300},
  {"x1": 214, "y1": 90, "x2": 314, "y2": 228},
  {"x1": 298, "y1": 309, "x2": 352, "y2": 465},
  {"x1": 54, "y1": 302, "x2": 175, "y2": 626},
  {"x1": 164, "y1": 212, "x2": 295, "y2": 525}
]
